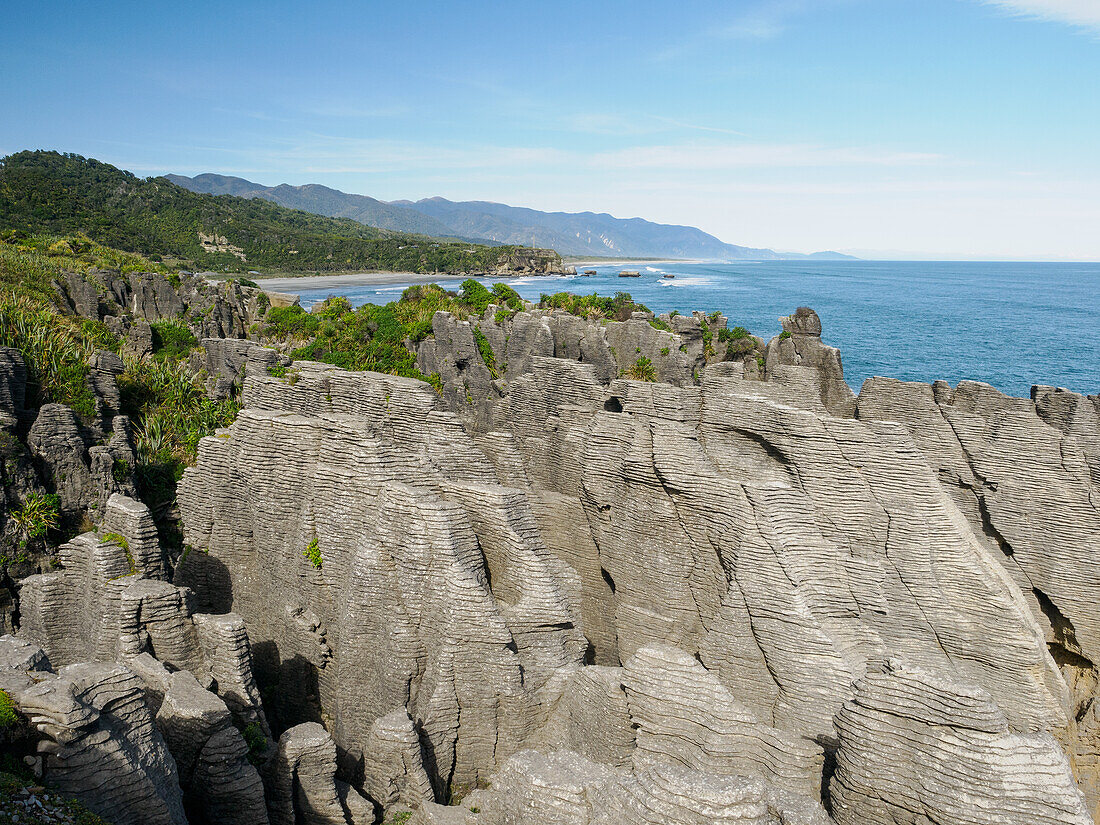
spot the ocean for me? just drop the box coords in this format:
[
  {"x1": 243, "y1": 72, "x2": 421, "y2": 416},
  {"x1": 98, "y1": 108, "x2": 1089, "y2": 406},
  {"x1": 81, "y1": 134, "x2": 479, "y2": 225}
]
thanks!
[{"x1": 288, "y1": 260, "x2": 1100, "y2": 399}]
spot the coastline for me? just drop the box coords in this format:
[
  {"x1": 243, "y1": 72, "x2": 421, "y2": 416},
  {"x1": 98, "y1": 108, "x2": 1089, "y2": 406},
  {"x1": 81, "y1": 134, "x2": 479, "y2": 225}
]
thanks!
[
  {"x1": 253, "y1": 270, "x2": 481, "y2": 291},
  {"x1": 568, "y1": 258, "x2": 699, "y2": 268}
]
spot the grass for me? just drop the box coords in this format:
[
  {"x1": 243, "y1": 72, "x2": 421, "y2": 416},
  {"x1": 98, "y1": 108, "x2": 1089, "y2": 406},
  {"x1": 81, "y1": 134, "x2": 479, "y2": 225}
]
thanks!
[
  {"x1": 0, "y1": 690, "x2": 17, "y2": 730},
  {"x1": 117, "y1": 355, "x2": 240, "y2": 511},
  {"x1": 471, "y1": 327, "x2": 498, "y2": 378},
  {"x1": 9, "y1": 493, "x2": 61, "y2": 541},
  {"x1": 0, "y1": 291, "x2": 99, "y2": 416},
  {"x1": 101, "y1": 531, "x2": 136, "y2": 572}
]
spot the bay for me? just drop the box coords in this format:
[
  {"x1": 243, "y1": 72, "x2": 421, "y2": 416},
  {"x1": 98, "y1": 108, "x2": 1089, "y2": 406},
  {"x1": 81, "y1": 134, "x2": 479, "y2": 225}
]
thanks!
[{"x1": 288, "y1": 260, "x2": 1100, "y2": 398}]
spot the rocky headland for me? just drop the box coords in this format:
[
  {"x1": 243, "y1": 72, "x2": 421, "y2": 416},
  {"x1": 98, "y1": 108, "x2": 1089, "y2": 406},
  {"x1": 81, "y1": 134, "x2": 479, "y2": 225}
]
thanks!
[{"x1": 1, "y1": 263, "x2": 1098, "y2": 825}]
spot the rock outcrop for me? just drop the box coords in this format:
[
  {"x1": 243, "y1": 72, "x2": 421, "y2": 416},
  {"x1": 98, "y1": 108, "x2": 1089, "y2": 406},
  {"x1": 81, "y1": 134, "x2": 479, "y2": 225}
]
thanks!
[
  {"x1": 6, "y1": 278, "x2": 1099, "y2": 825},
  {"x1": 174, "y1": 303, "x2": 1099, "y2": 823}
]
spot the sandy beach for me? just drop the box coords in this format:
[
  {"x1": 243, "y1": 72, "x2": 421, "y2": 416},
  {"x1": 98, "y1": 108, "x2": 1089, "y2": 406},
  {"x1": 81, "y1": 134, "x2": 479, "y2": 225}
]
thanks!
[{"x1": 254, "y1": 270, "x2": 471, "y2": 292}]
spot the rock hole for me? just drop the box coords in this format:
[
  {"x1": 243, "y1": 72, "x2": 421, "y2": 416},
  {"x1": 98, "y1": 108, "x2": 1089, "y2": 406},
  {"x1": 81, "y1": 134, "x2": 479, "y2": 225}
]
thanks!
[{"x1": 604, "y1": 396, "x2": 623, "y2": 413}]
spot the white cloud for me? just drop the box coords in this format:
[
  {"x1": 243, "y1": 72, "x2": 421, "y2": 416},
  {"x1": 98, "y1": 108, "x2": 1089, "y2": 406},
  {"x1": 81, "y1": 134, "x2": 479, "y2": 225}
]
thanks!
[
  {"x1": 981, "y1": 0, "x2": 1100, "y2": 31},
  {"x1": 592, "y1": 143, "x2": 948, "y2": 170}
]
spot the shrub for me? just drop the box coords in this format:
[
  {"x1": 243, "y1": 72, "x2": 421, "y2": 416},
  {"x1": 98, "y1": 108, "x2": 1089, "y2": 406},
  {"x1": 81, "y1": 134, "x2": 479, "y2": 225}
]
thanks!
[
  {"x1": 537, "y1": 291, "x2": 649, "y2": 321},
  {"x1": 622, "y1": 356, "x2": 657, "y2": 382},
  {"x1": 150, "y1": 319, "x2": 198, "y2": 361},
  {"x1": 10, "y1": 492, "x2": 61, "y2": 539},
  {"x1": 718, "y1": 326, "x2": 751, "y2": 343},
  {"x1": 303, "y1": 538, "x2": 322, "y2": 569},
  {"x1": 241, "y1": 721, "x2": 267, "y2": 766},
  {"x1": 0, "y1": 689, "x2": 18, "y2": 730},
  {"x1": 112, "y1": 458, "x2": 130, "y2": 483},
  {"x1": 779, "y1": 330, "x2": 792, "y2": 340},
  {"x1": 471, "y1": 327, "x2": 498, "y2": 378},
  {"x1": 490, "y1": 282, "x2": 523, "y2": 310},
  {"x1": 459, "y1": 278, "x2": 493, "y2": 313}
]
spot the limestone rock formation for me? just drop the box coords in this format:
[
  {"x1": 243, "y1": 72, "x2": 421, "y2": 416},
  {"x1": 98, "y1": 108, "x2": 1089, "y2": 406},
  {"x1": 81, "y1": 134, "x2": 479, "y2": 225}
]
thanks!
[
  {"x1": 0, "y1": 637, "x2": 187, "y2": 825},
  {"x1": 269, "y1": 722, "x2": 372, "y2": 825},
  {"x1": 6, "y1": 280, "x2": 1099, "y2": 825},
  {"x1": 156, "y1": 670, "x2": 268, "y2": 825},
  {"x1": 175, "y1": 305, "x2": 1099, "y2": 823},
  {"x1": 830, "y1": 659, "x2": 1092, "y2": 825}
]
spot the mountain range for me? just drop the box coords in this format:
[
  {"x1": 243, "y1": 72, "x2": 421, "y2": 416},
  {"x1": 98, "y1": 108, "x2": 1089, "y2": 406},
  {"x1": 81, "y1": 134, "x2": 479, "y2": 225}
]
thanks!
[{"x1": 166, "y1": 173, "x2": 855, "y2": 261}]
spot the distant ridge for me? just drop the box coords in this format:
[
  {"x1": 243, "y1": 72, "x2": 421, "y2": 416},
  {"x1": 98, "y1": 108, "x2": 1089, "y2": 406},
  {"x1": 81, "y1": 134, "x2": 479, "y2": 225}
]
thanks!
[{"x1": 168, "y1": 173, "x2": 856, "y2": 261}]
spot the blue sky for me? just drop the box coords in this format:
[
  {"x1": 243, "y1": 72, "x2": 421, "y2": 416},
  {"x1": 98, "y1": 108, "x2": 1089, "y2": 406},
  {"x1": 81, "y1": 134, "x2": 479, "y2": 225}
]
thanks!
[{"x1": 2, "y1": 0, "x2": 1098, "y2": 259}]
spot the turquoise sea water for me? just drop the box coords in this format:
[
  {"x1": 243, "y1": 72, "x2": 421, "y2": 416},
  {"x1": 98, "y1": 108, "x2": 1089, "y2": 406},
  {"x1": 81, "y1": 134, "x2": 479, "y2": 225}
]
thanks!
[{"x1": 291, "y1": 261, "x2": 1100, "y2": 398}]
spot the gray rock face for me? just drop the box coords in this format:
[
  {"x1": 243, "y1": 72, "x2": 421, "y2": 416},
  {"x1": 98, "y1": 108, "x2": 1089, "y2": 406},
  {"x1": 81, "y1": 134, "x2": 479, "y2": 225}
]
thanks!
[
  {"x1": 269, "y1": 722, "x2": 371, "y2": 825},
  {"x1": 416, "y1": 307, "x2": 750, "y2": 431},
  {"x1": 176, "y1": 310, "x2": 1100, "y2": 823},
  {"x1": 0, "y1": 346, "x2": 27, "y2": 413},
  {"x1": 11, "y1": 288, "x2": 1097, "y2": 824},
  {"x1": 157, "y1": 670, "x2": 268, "y2": 825},
  {"x1": 830, "y1": 659, "x2": 1091, "y2": 824},
  {"x1": 765, "y1": 308, "x2": 855, "y2": 417},
  {"x1": 0, "y1": 648, "x2": 187, "y2": 825},
  {"x1": 19, "y1": 495, "x2": 266, "y2": 729},
  {"x1": 857, "y1": 375, "x2": 1100, "y2": 811}
]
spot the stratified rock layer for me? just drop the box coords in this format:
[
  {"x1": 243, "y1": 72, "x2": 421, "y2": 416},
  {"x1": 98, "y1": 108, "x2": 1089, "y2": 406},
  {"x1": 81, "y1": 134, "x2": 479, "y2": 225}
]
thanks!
[{"x1": 177, "y1": 310, "x2": 1099, "y2": 824}]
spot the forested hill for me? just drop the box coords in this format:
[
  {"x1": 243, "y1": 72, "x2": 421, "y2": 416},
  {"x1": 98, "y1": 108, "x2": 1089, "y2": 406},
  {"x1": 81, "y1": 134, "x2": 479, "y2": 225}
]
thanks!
[{"x1": 0, "y1": 151, "x2": 546, "y2": 274}]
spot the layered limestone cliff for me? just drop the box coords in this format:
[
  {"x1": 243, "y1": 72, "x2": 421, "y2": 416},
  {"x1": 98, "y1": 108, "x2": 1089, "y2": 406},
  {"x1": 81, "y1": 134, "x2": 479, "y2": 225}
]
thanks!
[
  {"x1": 169, "y1": 306, "x2": 1097, "y2": 824},
  {"x1": 3, "y1": 273, "x2": 1098, "y2": 825}
]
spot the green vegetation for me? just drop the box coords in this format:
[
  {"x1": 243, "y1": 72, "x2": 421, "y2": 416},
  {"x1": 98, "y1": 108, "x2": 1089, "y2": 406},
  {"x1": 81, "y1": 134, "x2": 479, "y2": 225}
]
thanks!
[
  {"x1": 779, "y1": 330, "x2": 792, "y2": 340},
  {"x1": 537, "y1": 290, "x2": 649, "y2": 321},
  {"x1": 241, "y1": 721, "x2": 268, "y2": 766},
  {"x1": 303, "y1": 537, "x2": 322, "y2": 569},
  {"x1": 385, "y1": 813, "x2": 412, "y2": 825},
  {"x1": 0, "y1": 151, "x2": 545, "y2": 275},
  {"x1": 472, "y1": 328, "x2": 498, "y2": 378},
  {"x1": 622, "y1": 356, "x2": 658, "y2": 382},
  {"x1": 117, "y1": 355, "x2": 240, "y2": 512},
  {"x1": 0, "y1": 690, "x2": 17, "y2": 730},
  {"x1": 718, "y1": 326, "x2": 751, "y2": 342},
  {"x1": 150, "y1": 319, "x2": 198, "y2": 361},
  {"x1": 262, "y1": 283, "x2": 527, "y2": 390},
  {"x1": 0, "y1": 291, "x2": 99, "y2": 416},
  {"x1": 9, "y1": 493, "x2": 61, "y2": 540},
  {"x1": 102, "y1": 531, "x2": 136, "y2": 572}
]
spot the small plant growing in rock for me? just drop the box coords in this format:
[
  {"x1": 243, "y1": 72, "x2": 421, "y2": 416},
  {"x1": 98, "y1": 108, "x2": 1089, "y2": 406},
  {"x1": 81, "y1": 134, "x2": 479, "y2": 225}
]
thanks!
[
  {"x1": 102, "y1": 531, "x2": 136, "y2": 573},
  {"x1": 267, "y1": 364, "x2": 288, "y2": 378},
  {"x1": 10, "y1": 493, "x2": 60, "y2": 540},
  {"x1": 471, "y1": 327, "x2": 498, "y2": 378},
  {"x1": 241, "y1": 721, "x2": 268, "y2": 766},
  {"x1": 0, "y1": 689, "x2": 19, "y2": 730},
  {"x1": 623, "y1": 356, "x2": 658, "y2": 382},
  {"x1": 303, "y1": 538, "x2": 323, "y2": 570},
  {"x1": 779, "y1": 330, "x2": 792, "y2": 340},
  {"x1": 112, "y1": 458, "x2": 130, "y2": 483}
]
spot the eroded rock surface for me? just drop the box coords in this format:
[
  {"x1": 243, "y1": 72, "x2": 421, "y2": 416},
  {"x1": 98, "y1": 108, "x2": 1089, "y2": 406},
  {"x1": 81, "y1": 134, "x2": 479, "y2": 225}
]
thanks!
[{"x1": 175, "y1": 306, "x2": 1099, "y2": 823}]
